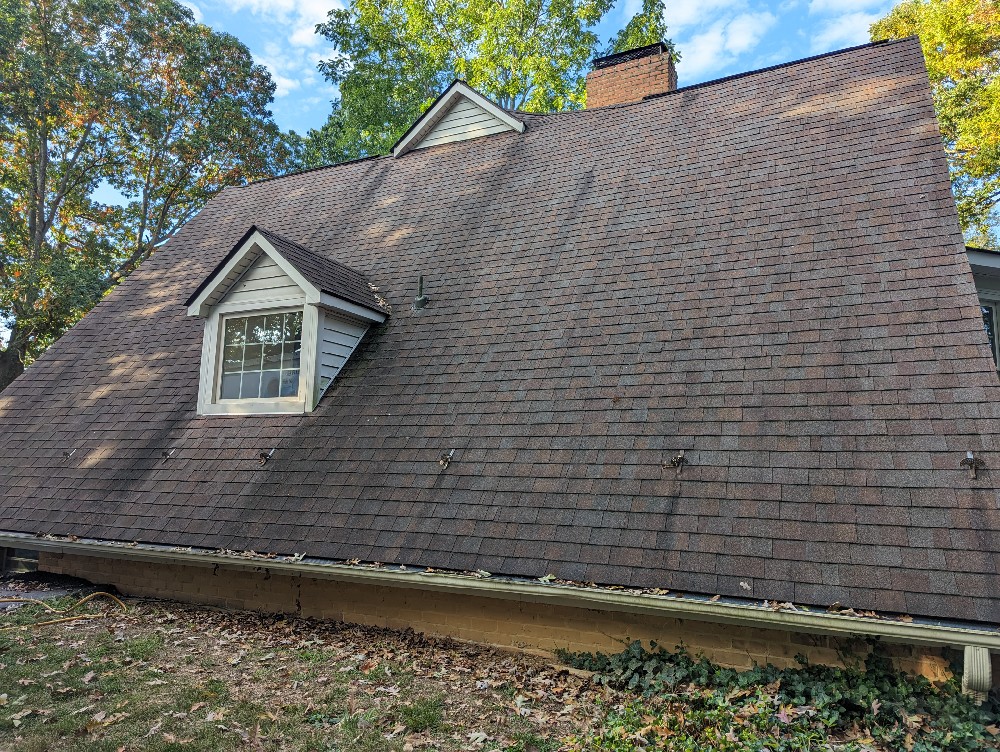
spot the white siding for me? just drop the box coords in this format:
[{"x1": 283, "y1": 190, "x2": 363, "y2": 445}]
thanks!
[
  {"x1": 222, "y1": 253, "x2": 305, "y2": 307},
  {"x1": 415, "y1": 97, "x2": 514, "y2": 150},
  {"x1": 318, "y1": 310, "x2": 369, "y2": 395}
]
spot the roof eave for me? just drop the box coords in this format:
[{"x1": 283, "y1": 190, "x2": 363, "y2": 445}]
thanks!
[{"x1": 6, "y1": 531, "x2": 999, "y2": 651}]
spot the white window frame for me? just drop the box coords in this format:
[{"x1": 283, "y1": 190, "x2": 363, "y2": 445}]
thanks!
[
  {"x1": 978, "y1": 293, "x2": 1000, "y2": 366},
  {"x1": 198, "y1": 301, "x2": 318, "y2": 416},
  {"x1": 188, "y1": 229, "x2": 388, "y2": 416}
]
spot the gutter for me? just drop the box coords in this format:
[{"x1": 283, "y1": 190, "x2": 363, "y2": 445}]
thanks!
[{"x1": 3, "y1": 531, "x2": 999, "y2": 652}]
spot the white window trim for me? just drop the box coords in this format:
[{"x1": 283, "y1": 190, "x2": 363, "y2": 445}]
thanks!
[
  {"x1": 188, "y1": 230, "x2": 388, "y2": 416},
  {"x1": 197, "y1": 303, "x2": 318, "y2": 416},
  {"x1": 977, "y1": 292, "x2": 1000, "y2": 366}
]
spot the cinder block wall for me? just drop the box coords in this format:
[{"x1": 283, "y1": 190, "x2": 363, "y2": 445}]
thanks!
[{"x1": 40, "y1": 552, "x2": 950, "y2": 680}]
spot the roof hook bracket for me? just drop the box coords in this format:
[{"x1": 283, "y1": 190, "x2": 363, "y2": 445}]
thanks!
[{"x1": 961, "y1": 451, "x2": 985, "y2": 480}]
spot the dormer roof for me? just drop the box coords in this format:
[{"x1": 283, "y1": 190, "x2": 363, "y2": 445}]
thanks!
[
  {"x1": 392, "y1": 80, "x2": 525, "y2": 157},
  {"x1": 185, "y1": 226, "x2": 388, "y2": 322}
]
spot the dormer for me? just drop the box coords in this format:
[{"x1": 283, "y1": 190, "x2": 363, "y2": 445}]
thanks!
[
  {"x1": 185, "y1": 226, "x2": 389, "y2": 415},
  {"x1": 392, "y1": 80, "x2": 525, "y2": 157}
]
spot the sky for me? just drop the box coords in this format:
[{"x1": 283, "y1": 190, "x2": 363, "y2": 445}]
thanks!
[
  {"x1": 2, "y1": 0, "x2": 897, "y2": 349},
  {"x1": 180, "y1": 0, "x2": 899, "y2": 137}
]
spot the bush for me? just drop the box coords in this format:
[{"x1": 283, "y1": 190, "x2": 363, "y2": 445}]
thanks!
[{"x1": 557, "y1": 640, "x2": 1000, "y2": 751}]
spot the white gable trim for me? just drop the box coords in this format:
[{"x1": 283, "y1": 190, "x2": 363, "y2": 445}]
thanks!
[
  {"x1": 186, "y1": 230, "x2": 321, "y2": 318},
  {"x1": 392, "y1": 81, "x2": 524, "y2": 158}
]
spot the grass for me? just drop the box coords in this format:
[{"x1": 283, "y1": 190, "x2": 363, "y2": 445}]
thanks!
[
  {"x1": 5, "y1": 593, "x2": 979, "y2": 752},
  {"x1": 0, "y1": 596, "x2": 593, "y2": 751}
]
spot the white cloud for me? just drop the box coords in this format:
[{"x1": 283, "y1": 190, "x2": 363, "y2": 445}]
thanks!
[
  {"x1": 808, "y1": 0, "x2": 887, "y2": 13},
  {"x1": 666, "y1": 0, "x2": 747, "y2": 33},
  {"x1": 214, "y1": 0, "x2": 340, "y2": 48},
  {"x1": 180, "y1": 0, "x2": 204, "y2": 22},
  {"x1": 675, "y1": 10, "x2": 776, "y2": 79},
  {"x1": 809, "y1": 11, "x2": 882, "y2": 53},
  {"x1": 724, "y1": 11, "x2": 776, "y2": 54}
]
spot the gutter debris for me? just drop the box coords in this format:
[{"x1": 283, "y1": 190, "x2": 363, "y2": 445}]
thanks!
[{"x1": 22, "y1": 531, "x2": 970, "y2": 634}]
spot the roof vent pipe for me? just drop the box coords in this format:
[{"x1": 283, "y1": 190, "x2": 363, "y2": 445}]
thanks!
[{"x1": 414, "y1": 276, "x2": 429, "y2": 310}]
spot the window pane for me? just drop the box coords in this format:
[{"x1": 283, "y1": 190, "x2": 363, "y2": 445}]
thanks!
[
  {"x1": 240, "y1": 371, "x2": 262, "y2": 399},
  {"x1": 285, "y1": 311, "x2": 302, "y2": 340},
  {"x1": 245, "y1": 316, "x2": 267, "y2": 344},
  {"x1": 218, "y1": 310, "x2": 303, "y2": 402},
  {"x1": 220, "y1": 373, "x2": 241, "y2": 399},
  {"x1": 222, "y1": 345, "x2": 243, "y2": 373},
  {"x1": 242, "y1": 343, "x2": 263, "y2": 371},
  {"x1": 262, "y1": 343, "x2": 283, "y2": 370},
  {"x1": 261, "y1": 315, "x2": 284, "y2": 345},
  {"x1": 983, "y1": 305, "x2": 997, "y2": 364},
  {"x1": 280, "y1": 370, "x2": 300, "y2": 397},
  {"x1": 260, "y1": 370, "x2": 281, "y2": 398},
  {"x1": 223, "y1": 318, "x2": 247, "y2": 347},
  {"x1": 282, "y1": 341, "x2": 301, "y2": 369}
]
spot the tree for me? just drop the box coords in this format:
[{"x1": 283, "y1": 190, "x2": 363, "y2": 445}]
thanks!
[
  {"x1": 871, "y1": 0, "x2": 1000, "y2": 244},
  {"x1": 304, "y1": 0, "x2": 675, "y2": 164},
  {"x1": 0, "y1": 0, "x2": 293, "y2": 392},
  {"x1": 606, "y1": 0, "x2": 673, "y2": 55}
]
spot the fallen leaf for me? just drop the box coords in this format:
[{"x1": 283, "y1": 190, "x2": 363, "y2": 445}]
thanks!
[{"x1": 81, "y1": 671, "x2": 96, "y2": 685}]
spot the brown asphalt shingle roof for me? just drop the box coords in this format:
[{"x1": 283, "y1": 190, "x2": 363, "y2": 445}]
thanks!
[
  {"x1": 184, "y1": 225, "x2": 386, "y2": 313},
  {"x1": 3, "y1": 38, "x2": 1000, "y2": 624}
]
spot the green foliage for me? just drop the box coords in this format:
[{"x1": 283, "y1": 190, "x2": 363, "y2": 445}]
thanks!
[
  {"x1": 871, "y1": 0, "x2": 1000, "y2": 244},
  {"x1": 0, "y1": 0, "x2": 294, "y2": 390},
  {"x1": 302, "y1": 0, "x2": 677, "y2": 165},
  {"x1": 398, "y1": 694, "x2": 445, "y2": 732},
  {"x1": 605, "y1": 0, "x2": 676, "y2": 58},
  {"x1": 558, "y1": 640, "x2": 1000, "y2": 751}
]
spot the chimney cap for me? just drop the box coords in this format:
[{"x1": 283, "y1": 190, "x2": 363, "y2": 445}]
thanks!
[{"x1": 592, "y1": 42, "x2": 670, "y2": 70}]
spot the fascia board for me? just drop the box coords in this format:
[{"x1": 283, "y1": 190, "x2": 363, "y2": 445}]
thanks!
[{"x1": 6, "y1": 531, "x2": 1000, "y2": 652}]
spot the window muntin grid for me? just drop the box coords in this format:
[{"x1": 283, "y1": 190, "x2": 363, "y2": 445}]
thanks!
[{"x1": 219, "y1": 311, "x2": 302, "y2": 400}]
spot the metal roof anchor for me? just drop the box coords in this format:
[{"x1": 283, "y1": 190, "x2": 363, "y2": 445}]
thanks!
[{"x1": 961, "y1": 451, "x2": 985, "y2": 480}]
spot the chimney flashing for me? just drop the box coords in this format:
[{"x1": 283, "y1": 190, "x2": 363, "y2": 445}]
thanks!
[{"x1": 592, "y1": 42, "x2": 670, "y2": 70}]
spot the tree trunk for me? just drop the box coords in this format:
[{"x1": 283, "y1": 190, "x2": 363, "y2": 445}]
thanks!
[{"x1": 0, "y1": 344, "x2": 25, "y2": 394}]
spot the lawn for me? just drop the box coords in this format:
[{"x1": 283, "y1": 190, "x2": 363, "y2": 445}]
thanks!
[
  {"x1": 0, "y1": 592, "x2": 596, "y2": 751},
  {"x1": 2, "y1": 586, "x2": 998, "y2": 751}
]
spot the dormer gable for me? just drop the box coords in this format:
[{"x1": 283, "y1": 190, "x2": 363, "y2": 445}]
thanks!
[
  {"x1": 185, "y1": 226, "x2": 389, "y2": 416},
  {"x1": 392, "y1": 80, "x2": 525, "y2": 158}
]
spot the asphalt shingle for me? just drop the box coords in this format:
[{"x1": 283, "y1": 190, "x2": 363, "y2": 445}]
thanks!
[{"x1": 2, "y1": 38, "x2": 999, "y2": 623}]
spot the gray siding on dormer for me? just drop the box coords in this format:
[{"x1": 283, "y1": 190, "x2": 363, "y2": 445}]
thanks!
[
  {"x1": 415, "y1": 97, "x2": 514, "y2": 150},
  {"x1": 318, "y1": 310, "x2": 369, "y2": 394},
  {"x1": 223, "y1": 253, "x2": 305, "y2": 307}
]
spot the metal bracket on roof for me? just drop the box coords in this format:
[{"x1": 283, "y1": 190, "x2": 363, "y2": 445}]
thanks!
[
  {"x1": 960, "y1": 451, "x2": 986, "y2": 480},
  {"x1": 666, "y1": 451, "x2": 688, "y2": 476}
]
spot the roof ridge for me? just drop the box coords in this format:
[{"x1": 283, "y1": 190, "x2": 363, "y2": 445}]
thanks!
[
  {"x1": 239, "y1": 38, "x2": 917, "y2": 187},
  {"x1": 642, "y1": 37, "x2": 914, "y2": 103}
]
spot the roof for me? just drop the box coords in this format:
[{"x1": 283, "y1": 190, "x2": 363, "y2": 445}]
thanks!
[
  {"x1": 184, "y1": 225, "x2": 385, "y2": 313},
  {"x1": 3, "y1": 38, "x2": 1000, "y2": 625}
]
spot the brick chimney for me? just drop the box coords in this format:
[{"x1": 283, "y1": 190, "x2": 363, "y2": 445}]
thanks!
[{"x1": 585, "y1": 42, "x2": 678, "y2": 108}]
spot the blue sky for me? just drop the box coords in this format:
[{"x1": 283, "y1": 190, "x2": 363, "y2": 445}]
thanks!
[
  {"x1": 1, "y1": 0, "x2": 897, "y2": 348},
  {"x1": 180, "y1": 0, "x2": 898, "y2": 136}
]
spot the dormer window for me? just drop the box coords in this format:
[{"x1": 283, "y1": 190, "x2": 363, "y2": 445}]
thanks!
[
  {"x1": 220, "y1": 311, "x2": 303, "y2": 400},
  {"x1": 185, "y1": 226, "x2": 389, "y2": 415}
]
